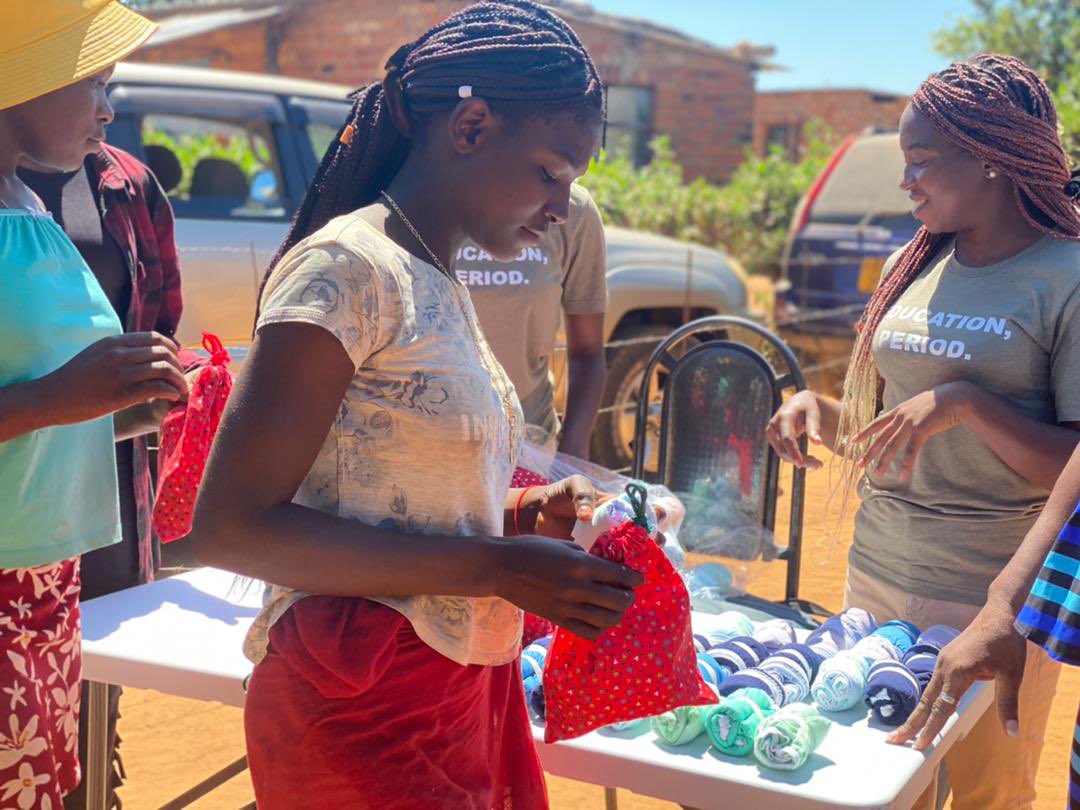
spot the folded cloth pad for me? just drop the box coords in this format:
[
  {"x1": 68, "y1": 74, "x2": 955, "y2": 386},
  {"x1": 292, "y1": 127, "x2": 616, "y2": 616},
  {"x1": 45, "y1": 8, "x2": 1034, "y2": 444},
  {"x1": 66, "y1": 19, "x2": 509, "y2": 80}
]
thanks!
[
  {"x1": 706, "y1": 636, "x2": 770, "y2": 678},
  {"x1": 752, "y1": 619, "x2": 798, "y2": 654},
  {"x1": 754, "y1": 703, "x2": 831, "y2": 771},
  {"x1": 693, "y1": 633, "x2": 711, "y2": 654},
  {"x1": 760, "y1": 643, "x2": 825, "y2": 704},
  {"x1": 849, "y1": 634, "x2": 902, "y2": 667},
  {"x1": 871, "y1": 620, "x2": 921, "y2": 657},
  {"x1": 811, "y1": 651, "x2": 869, "y2": 712},
  {"x1": 805, "y1": 608, "x2": 877, "y2": 657},
  {"x1": 705, "y1": 611, "x2": 756, "y2": 647},
  {"x1": 652, "y1": 704, "x2": 711, "y2": 746},
  {"x1": 697, "y1": 652, "x2": 726, "y2": 691},
  {"x1": 717, "y1": 667, "x2": 787, "y2": 707},
  {"x1": 521, "y1": 637, "x2": 550, "y2": 720},
  {"x1": 864, "y1": 659, "x2": 921, "y2": 726},
  {"x1": 704, "y1": 687, "x2": 777, "y2": 757}
]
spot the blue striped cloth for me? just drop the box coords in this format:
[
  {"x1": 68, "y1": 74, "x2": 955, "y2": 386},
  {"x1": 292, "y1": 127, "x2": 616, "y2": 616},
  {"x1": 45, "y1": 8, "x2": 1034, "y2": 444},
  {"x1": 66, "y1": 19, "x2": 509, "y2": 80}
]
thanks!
[
  {"x1": 1015, "y1": 501, "x2": 1080, "y2": 808},
  {"x1": 1016, "y1": 505, "x2": 1080, "y2": 666},
  {"x1": 863, "y1": 659, "x2": 921, "y2": 726},
  {"x1": 1073, "y1": 706, "x2": 1080, "y2": 810}
]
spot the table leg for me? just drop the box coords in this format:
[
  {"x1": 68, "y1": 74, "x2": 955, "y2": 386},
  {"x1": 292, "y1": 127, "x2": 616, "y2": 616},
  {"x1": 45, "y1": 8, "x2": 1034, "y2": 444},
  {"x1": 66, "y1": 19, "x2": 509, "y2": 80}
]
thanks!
[
  {"x1": 604, "y1": 786, "x2": 618, "y2": 810},
  {"x1": 82, "y1": 681, "x2": 110, "y2": 810}
]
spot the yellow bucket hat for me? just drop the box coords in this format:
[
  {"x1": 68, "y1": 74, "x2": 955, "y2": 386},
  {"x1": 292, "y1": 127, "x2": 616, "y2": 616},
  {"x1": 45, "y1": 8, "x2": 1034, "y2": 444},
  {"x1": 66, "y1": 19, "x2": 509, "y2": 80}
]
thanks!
[{"x1": 0, "y1": 0, "x2": 158, "y2": 111}]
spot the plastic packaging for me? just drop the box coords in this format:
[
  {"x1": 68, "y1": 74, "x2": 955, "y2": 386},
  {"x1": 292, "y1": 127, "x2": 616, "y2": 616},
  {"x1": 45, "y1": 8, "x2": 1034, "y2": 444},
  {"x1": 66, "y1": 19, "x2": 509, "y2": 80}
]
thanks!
[
  {"x1": 671, "y1": 468, "x2": 784, "y2": 607},
  {"x1": 515, "y1": 442, "x2": 687, "y2": 566},
  {"x1": 514, "y1": 442, "x2": 779, "y2": 611}
]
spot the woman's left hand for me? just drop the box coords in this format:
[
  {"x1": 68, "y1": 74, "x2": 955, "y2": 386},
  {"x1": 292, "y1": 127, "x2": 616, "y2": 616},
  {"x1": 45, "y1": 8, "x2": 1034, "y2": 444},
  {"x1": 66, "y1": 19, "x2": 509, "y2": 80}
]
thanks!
[
  {"x1": 854, "y1": 381, "x2": 975, "y2": 479},
  {"x1": 887, "y1": 596, "x2": 1027, "y2": 750},
  {"x1": 522, "y1": 475, "x2": 599, "y2": 541}
]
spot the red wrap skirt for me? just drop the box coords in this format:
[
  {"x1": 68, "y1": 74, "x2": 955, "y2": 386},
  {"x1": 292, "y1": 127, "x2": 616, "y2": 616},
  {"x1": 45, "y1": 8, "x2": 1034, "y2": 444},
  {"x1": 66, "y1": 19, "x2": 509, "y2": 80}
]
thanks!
[{"x1": 244, "y1": 595, "x2": 547, "y2": 809}]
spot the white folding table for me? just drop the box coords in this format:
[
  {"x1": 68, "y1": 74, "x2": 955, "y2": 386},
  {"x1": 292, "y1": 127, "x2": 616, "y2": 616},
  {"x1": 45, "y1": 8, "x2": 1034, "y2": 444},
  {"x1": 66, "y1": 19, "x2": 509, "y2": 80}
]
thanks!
[{"x1": 80, "y1": 567, "x2": 992, "y2": 810}]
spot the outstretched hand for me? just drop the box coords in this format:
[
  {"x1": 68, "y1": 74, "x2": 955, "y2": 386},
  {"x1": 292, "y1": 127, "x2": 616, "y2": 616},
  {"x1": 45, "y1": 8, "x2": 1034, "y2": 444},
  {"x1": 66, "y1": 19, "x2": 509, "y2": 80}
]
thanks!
[{"x1": 887, "y1": 598, "x2": 1026, "y2": 750}]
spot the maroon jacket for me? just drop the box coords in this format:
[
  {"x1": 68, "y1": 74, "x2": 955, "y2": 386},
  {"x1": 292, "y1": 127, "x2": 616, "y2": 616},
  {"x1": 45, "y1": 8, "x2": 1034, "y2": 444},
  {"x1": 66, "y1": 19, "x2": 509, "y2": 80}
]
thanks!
[{"x1": 95, "y1": 143, "x2": 184, "y2": 583}]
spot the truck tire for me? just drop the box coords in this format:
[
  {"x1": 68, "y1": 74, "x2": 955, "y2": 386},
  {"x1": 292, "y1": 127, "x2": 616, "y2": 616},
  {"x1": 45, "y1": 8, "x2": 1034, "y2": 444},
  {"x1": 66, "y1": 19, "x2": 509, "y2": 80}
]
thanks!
[{"x1": 590, "y1": 325, "x2": 672, "y2": 473}]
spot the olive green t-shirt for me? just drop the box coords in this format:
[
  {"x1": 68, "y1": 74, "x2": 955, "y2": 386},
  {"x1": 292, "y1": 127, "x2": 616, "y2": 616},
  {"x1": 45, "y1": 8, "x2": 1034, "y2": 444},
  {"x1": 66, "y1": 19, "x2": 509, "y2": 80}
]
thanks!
[
  {"x1": 455, "y1": 184, "x2": 607, "y2": 437},
  {"x1": 852, "y1": 235, "x2": 1080, "y2": 605}
]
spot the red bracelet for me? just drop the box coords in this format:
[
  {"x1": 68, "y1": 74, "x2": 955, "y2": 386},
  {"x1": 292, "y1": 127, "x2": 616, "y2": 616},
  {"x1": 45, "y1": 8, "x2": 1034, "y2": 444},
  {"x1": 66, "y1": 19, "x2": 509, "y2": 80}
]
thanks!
[{"x1": 514, "y1": 486, "x2": 537, "y2": 536}]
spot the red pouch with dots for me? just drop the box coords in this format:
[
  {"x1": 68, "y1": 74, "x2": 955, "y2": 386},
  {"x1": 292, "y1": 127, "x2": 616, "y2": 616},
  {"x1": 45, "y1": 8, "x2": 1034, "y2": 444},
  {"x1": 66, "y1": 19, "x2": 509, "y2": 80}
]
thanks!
[
  {"x1": 542, "y1": 484, "x2": 715, "y2": 743},
  {"x1": 522, "y1": 613, "x2": 554, "y2": 647},
  {"x1": 153, "y1": 333, "x2": 233, "y2": 543}
]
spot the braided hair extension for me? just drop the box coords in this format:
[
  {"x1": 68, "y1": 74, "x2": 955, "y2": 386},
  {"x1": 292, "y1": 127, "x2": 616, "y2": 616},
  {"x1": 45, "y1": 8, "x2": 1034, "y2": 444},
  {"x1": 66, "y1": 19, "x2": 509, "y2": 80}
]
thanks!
[
  {"x1": 257, "y1": 0, "x2": 604, "y2": 314},
  {"x1": 837, "y1": 53, "x2": 1080, "y2": 467}
]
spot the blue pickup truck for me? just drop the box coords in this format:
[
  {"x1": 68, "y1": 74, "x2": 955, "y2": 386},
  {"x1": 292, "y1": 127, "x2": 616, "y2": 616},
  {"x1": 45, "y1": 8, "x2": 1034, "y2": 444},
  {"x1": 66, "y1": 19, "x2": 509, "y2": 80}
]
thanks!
[{"x1": 777, "y1": 129, "x2": 918, "y2": 390}]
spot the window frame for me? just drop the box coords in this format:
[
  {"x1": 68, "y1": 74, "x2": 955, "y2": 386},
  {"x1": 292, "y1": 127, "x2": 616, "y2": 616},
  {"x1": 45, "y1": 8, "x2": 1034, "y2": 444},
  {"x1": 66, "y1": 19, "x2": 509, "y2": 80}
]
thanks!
[
  {"x1": 764, "y1": 121, "x2": 802, "y2": 160},
  {"x1": 285, "y1": 96, "x2": 352, "y2": 182},
  {"x1": 604, "y1": 84, "x2": 655, "y2": 167},
  {"x1": 107, "y1": 82, "x2": 307, "y2": 221}
]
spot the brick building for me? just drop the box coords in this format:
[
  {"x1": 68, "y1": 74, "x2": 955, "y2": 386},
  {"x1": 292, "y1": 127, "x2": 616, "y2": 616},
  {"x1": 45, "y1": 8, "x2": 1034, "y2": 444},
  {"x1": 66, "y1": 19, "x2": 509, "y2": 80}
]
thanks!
[
  {"x1": 131, "y1": 0, "x2": 774, "y2": 181},
  {"x1": 752, "y1": 88, "x2": 909, "y2": 158}
]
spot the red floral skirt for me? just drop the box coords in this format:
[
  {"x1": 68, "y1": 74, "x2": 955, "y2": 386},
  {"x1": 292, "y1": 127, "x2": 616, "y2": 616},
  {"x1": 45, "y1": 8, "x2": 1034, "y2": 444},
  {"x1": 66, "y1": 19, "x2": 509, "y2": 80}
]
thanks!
[
  {"x1": 244, "y1": 595, "x2": 547, "y2": 809},
  {"x1": 0, "y1": 558, "x2": 82, "y2": 808}
]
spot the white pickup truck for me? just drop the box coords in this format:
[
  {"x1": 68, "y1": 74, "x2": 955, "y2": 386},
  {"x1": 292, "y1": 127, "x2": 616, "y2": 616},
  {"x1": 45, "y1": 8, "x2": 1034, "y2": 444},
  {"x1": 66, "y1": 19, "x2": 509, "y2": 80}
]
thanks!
[{"x1": 106, "y1": 62, "x2": 759, "y2": 470}]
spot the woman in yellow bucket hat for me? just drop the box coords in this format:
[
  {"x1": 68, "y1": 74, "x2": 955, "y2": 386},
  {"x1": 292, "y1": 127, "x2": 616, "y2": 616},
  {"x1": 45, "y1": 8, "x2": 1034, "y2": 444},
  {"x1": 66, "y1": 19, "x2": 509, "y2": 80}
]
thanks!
[{"x1": 0, "y1": 2, "x2": 189, "y2": 804}]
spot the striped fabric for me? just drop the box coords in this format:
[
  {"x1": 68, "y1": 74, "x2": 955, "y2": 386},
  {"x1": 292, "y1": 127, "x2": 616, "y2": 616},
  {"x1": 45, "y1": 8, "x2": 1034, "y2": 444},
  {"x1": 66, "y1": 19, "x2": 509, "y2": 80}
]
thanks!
[
  {"x1": 717, "y1": 667, "x2": 788, "y2": 707},
  {"x1": 1016, "y1": 505, "x2": 1080, "y2": 666},
  {"x1": 863, "y1": 659, "x2": 921, "y2": 726},
  {"x1": 707, "y1": 637, "x2": 769, "y2": 677},
  {"x1": 1072, "y1": 704, "x2": 1080, "y2": 810},
  {"x1": 1016, "y1": 502, "x2": 1080, "y2": 809}
]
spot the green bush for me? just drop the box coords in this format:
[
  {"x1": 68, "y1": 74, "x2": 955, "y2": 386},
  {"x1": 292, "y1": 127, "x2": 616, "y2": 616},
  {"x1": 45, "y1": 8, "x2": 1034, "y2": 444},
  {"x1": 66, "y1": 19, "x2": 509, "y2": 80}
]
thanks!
[
  {"x1": 579, "y1": 124, "x2": 833, "y2": 277},
  {"x1": 1054, "y1": 63, "x2": 1080, "y2": 166}
]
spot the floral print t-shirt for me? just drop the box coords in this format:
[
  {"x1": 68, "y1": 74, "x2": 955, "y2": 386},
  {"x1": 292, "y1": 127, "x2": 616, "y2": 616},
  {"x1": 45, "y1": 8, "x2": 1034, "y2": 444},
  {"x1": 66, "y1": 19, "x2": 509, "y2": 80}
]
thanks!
[{"x1": 244, "y1": 212, "x2": 525, "y2": 667}]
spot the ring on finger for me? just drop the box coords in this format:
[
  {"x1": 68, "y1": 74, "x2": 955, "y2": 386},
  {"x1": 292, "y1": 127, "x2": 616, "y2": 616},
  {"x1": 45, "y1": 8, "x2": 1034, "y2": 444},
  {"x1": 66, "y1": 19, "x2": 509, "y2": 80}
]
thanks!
[{"x1": 937, "y1": 692, "x2": 959, "y2": 707}]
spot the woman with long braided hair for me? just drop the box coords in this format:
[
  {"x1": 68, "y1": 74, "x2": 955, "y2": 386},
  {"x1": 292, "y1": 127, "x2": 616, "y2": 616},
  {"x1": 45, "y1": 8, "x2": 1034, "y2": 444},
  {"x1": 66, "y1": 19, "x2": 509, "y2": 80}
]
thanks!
[
  {"x1": 769, "y1": 54, "x2": 1080, "y2": 807},
  {"x1": 189, "y1": 3, "x2": 642, "y2": 806}
]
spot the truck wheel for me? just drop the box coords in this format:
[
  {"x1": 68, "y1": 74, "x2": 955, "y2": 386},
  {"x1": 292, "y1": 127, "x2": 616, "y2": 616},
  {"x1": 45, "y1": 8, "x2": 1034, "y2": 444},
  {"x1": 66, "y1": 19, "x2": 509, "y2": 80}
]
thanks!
[{"x1": 590, "y1": 325, "x2": 671, "y2": 474}]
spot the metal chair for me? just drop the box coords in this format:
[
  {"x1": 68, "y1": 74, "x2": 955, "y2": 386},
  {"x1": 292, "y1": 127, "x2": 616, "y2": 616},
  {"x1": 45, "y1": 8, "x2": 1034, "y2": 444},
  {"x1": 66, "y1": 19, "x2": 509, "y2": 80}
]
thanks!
[{"x1": 632, "y1": 315, "x2": 831, "y2": 626}]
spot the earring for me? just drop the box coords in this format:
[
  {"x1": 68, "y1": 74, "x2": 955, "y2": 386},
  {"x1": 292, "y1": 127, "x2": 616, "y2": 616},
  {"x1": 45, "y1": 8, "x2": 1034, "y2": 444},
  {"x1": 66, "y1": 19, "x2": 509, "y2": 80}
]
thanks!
[{"x1": 987, "y1": 169, "x2": 998, "y2": 179}]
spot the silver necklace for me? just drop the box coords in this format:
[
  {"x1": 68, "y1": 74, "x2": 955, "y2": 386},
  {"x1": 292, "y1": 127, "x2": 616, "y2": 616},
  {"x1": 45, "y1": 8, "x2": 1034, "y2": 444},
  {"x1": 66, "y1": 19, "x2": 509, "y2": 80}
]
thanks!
[
  {"x1": 380, "y1": 190, "x2": 454, "y2": 281},
  {"x1": 380, "y1": 190, "x2": 520, "y2": 460}
]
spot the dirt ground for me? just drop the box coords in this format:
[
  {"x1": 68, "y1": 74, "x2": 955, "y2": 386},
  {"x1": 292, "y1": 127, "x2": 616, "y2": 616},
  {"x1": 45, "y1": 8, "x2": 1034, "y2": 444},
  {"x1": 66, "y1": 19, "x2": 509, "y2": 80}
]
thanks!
[{"x1": 115, "y1": 460, "x2": 1080, "y2": 808}]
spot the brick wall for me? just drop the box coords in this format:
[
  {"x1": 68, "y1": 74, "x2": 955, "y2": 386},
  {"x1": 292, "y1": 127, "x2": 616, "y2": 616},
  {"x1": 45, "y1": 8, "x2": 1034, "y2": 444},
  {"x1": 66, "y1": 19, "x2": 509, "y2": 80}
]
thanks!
[
  {"x1": 752, "y1": 89, "x2": 908, "y2": 157},
  {"x1": 568, "y1": 19, "x2": 755, "y2": 182},
  {"x1": 135, "y1": 0, "x2": 459, "y2": 77},
  {"x1": 136, "y1": 18, "x2": 268, "y2": 72},
  {"x1": 134, "y1": 0, "x2": 758, "y2": 181}
]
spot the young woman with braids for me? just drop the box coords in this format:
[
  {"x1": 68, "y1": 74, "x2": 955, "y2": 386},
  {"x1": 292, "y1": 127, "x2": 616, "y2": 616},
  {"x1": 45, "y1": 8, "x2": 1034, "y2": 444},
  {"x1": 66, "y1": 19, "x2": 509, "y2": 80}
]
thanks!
[
  {"x1": 190, "y1": 2, "x2": 641, "y2": 806},
  {"x1": 768, "y1": 54, "x2": 1080, "y2": 807}
]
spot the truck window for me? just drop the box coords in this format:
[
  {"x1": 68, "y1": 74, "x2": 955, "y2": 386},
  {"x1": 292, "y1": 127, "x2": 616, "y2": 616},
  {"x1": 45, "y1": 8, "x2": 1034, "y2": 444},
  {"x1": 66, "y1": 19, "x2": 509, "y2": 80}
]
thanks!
[
  {"x1": 139, "y1": 113, "x2": 289, "y2": 221},
  {"x1": 810, "y1": 134, "x2": 915, "y2": 227}
]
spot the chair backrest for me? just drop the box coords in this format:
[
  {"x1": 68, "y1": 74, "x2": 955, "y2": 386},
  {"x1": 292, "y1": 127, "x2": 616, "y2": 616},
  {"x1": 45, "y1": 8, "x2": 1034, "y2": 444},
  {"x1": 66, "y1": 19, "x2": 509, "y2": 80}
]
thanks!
[
  {"x1": 632, "y1": 316, "x2": 809, "y2": 603},
  {"x1": 658, "y1": 341, "x2": 780, "y2": 530},
  {"x1": 143, "y1": 144, "x2": 182, "y2": 195},
  {"x1": 190, "y1": 157, "x2": 248, "y2": 199}
]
